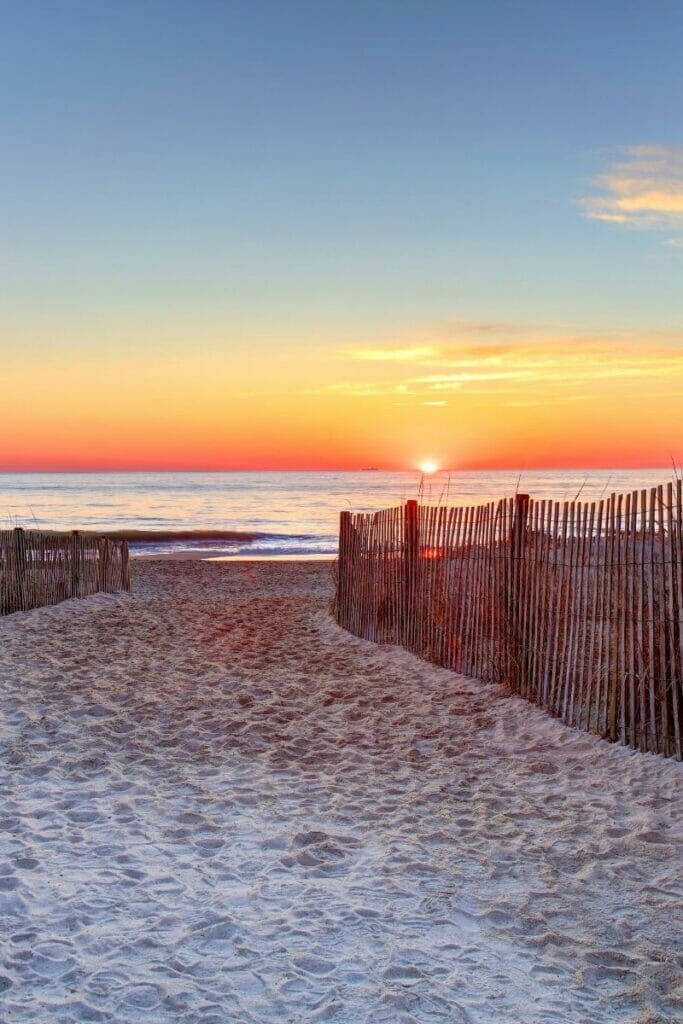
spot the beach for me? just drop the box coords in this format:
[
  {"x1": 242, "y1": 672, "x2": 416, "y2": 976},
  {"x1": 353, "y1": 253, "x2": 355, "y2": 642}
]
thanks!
[{"x1": 1, "y1": 559, "x2": 681, "y2": 1023}]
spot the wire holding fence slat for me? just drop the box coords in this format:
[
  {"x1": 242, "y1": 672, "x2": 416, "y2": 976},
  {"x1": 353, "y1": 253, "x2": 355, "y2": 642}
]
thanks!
[{"x1": 336, "y1": 484, "x2": 683, "y2": 760}]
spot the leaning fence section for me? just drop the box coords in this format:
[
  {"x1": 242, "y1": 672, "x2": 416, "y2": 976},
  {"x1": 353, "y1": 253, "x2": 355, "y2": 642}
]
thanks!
[
  {"x1": 336, "y1": 482, "x2": 683, "y2": 760},
  {"x1": 0, "y1": 528, "x2": 130, "y2": 616}
]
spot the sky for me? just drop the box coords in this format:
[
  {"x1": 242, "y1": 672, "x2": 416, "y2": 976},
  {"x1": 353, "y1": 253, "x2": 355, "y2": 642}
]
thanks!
[{"x1": 1, "y1": 0, "x2": 682, "y2": 471}]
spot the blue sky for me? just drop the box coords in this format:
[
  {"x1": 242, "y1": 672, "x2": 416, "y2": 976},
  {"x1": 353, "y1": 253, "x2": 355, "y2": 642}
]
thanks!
[{"x1": 1, "y1": 0, "x2": 681, "y2": 340}]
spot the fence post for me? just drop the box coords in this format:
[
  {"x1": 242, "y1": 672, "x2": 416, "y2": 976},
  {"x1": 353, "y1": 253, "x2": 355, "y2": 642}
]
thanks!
[
  {"x1": 121, "y1": 540, "x2": 131, "y2": 592},
  {"x1": 12, "y1": 527, "x2": 28, "y2": 612},
  {"x1": 508, "y1": 494, "x2": 530, "y2": 691},
  {"x1": 97, "y1": 538, "x2": 108, "y2": 592},
  {"x1": 70, "y1": 530, "x2": 80, "y2": 598},
  {"x1": 337, "y1": 511, "x2": 351, "y2": 626},
  {"x1": 405, "y1": 499, "x2": 419, "y2": 649}
]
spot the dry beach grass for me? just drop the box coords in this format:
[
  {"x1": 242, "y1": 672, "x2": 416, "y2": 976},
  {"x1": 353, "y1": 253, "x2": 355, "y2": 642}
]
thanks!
[{"x1": 0, "y1": 560, "x2": 681, "y2": 1023}]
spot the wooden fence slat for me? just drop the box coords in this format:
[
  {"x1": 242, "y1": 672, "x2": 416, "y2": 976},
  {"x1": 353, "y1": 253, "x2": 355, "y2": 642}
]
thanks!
[
  {"x1": 567, "y1": 502, "x2": 586, "y2": 726},
  {"x1": 519, "y1": 498, "x2": 530, "y2": 698},
  {"x1": 627, "y1": 491, "x2": 636, "y2": 745},
  {"x1": 439, "y1": 506, "x2": 456, "y2": 667},
  {"x1": 638, "y1": 489, "x2": 649, "y2": 750},
  {"x1": 559, "y1": 501, "x2": 575, "y2": 720},
  {"x1": 656, "y1": 485, "x2": 670, "y2": 756},
  {"x1": 474, "y1": 504, "x2": 486, "y2": 679},
  {"x1": 457, "y1": 505, "x2": 473, "y2": 675},
  {"x1": 449, "y1": 506, "x2": 465, "y2": 672},
  {"x1": 647, "y1": 489, "x2": 658, "y2": 751},
  {"x1": 671, "y1": 481, "x2": 683, "y2": 759},
  {"x1": 616, "y1": 494, "x2": 625, "y2": 740},
  {"x1": 574, "y1": 501, "x2": 595, "y2": 728},
  {"x1": 528, "y1": 499, "x2": 543, "y2": 703}
]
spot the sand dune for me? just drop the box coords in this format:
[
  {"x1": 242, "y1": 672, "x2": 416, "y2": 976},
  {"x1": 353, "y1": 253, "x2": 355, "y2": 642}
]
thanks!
[{"x1": 0, "y1": 560, "x2": 681, "y2": 1023}]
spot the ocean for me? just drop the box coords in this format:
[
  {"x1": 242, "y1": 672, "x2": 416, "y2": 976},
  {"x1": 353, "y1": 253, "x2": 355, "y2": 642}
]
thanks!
[{"x1": 0, "y1": 469, "x2": 675, "y2": 558}]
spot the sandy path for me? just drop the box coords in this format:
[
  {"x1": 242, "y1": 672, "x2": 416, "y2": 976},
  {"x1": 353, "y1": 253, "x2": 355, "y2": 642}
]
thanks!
[{"x1": 0, "y1": 560, "x2": 681, "y2": 1024}]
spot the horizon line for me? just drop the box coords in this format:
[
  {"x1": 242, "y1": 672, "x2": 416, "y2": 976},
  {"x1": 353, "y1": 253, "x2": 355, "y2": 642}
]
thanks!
[{"x1": 0, "y1": 464, "x2": 678, "y2": 475}]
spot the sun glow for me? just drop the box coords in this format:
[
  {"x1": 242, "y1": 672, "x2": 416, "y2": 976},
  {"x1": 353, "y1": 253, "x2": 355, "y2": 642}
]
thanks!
[{"x1": 420, "y1": 461, "x2": 439, "y2": 475}]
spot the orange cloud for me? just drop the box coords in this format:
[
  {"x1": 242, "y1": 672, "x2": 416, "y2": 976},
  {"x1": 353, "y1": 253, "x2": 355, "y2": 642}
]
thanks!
[
  {"x1": 349, "y1": 345, "x2": 439, "y2": 362},
  {"x1": 344, "y1": 329, "x2": 683, "y2": 396},
  {"x1": 579, "y1": 145, "x2": 683, "y2": 230}
]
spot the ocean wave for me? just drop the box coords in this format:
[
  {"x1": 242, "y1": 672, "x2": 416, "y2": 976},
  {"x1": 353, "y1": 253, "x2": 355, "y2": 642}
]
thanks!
[
  {"x1": 129, "y1": 532, "x2": 338, "y2": 558},
  {"x1": 99, "y1": 529, "x2": 261, "y2": 542}
]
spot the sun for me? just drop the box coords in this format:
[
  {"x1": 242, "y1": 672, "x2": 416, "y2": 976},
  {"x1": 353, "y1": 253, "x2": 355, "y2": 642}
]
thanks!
[{"x1": 419, "y1": 461, "x2": 438, "y2": 475}]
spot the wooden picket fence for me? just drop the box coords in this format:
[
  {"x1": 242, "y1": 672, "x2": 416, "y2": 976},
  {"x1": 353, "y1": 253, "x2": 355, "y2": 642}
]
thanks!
[
  {"x1": 336, "y1": 481, "x2": 683, "y2": 759},
  {"x1": 0, "y1": 528, "x2": 130, "y2": 616}
]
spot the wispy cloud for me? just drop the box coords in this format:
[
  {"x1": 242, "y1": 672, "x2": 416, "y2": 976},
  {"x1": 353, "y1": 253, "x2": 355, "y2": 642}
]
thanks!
[
  {"x1": 351, "y1": 345, "x2": 438, "y2": 362},
  {"x1": 503, "y1": 393, "x2": 598, "y2": 408},
  {"x1": 333, "y1": 322, "x2": 683, "y2": 402},
  {"x1": 412, "y1": 370, "x2": 531, "y2": 388},
  {"x1": 326, "y1": 382, "x2": 410, "y2": 397},
  {"x1": 348, "y1": 321, "x2": 573, "y2": 365},
  {"x1": 410, "y1": 344, "x2": 683, "y2": 392},
  {"x1": 579, "y1": 145, "x2": 683, "y2": 229}
]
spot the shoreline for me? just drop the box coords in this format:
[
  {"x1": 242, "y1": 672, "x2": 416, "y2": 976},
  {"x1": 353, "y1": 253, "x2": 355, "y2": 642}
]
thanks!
[{"x1": 130, "y1": 551, "x2": 336, "y2": 562}]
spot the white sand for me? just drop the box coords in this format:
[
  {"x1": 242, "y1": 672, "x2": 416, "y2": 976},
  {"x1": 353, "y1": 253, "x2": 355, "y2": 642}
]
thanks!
[{"x1": 0, "y1": 560, "x2": 681, "y2": 1024}]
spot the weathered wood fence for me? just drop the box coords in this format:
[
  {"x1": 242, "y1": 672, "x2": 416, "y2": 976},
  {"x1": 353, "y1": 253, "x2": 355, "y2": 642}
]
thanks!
[
  {"x1": 0, "y1": 528, "x2": 130, "y2": 616},
  {"x1": 336, "y1": 482, "x2": 683, "y2": 759}
]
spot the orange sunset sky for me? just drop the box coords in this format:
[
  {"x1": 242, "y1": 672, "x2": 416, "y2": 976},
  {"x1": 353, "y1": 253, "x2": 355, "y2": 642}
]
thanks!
[
  {"x1": 2, "y1": 5, "x2": 682, "y2": 472},
  {"x1": 4, "y1": 322, "x2": 683, "y2": 471}
]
